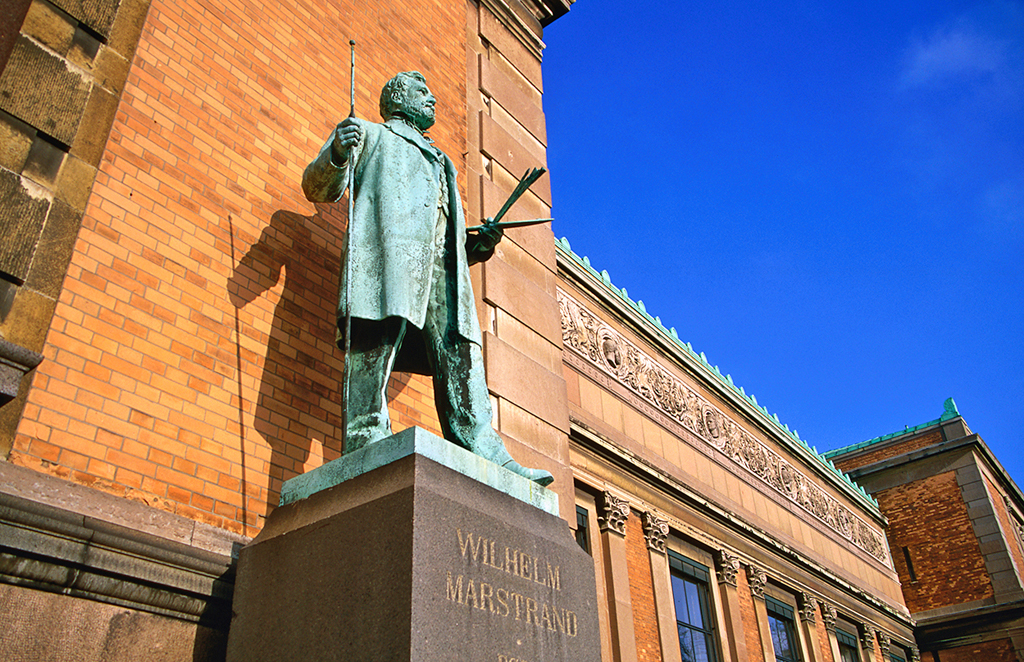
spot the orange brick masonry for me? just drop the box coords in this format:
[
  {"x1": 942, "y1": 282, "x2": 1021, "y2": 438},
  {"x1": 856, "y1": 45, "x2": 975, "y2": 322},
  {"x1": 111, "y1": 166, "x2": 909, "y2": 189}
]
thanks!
[
  {"x1": 928, "y1": 638, "x2": 1016, "y2": 662},
  {"x1": 833, "y1": 430, "x2": 943, "y2": 473},
  {"x1": 738, "y1": 570, "x2": 766, "y2": 662},
  {"x1": 877, "y1": 471, "x2": 994, "y2": 612},
  {"x1": 13, "y1": 0, "x2": 469, "y2": 537},
  {"x1": 624, "y1": 513, "x2": 662, "y2": 662},
  {"x1": 811, "y1": 600, "x2": 835, "y2": 662}
]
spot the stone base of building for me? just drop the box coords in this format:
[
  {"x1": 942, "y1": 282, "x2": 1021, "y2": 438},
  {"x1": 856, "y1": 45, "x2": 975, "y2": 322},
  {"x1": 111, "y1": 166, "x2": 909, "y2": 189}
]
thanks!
[
  {"x1": 0, "y1": 462, "x2": 242, "y2": 662},
  {"x1": 225, "y1": 427, "x2": 600, "y2": 662}
]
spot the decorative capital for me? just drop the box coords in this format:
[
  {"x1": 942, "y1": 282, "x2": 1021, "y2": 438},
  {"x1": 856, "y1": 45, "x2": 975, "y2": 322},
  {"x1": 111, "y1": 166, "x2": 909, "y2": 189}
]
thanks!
[
  {"x1": 859, "y1": 625, "x2": 875, "y2": 652},
  {"x1": 910, "y1": 645, "x2": 921, "y2": 662},
  {"x1": 798, "y1": 592, "x2": 817, "y2": 623},
  {"x1": 715, "y1": 549, "x2": 741, "y2": 587},
  {"x1": 876, "y1": 632, "x2": 891, "y2": 655},
  {"x1": 598, "y1": 491, "x2": 630, "y2": 536},
  {"x1": 746, "y1": 564, "x2": 767, "y2": 599},
  {"x1": 817, "y1": 600, "x2": 837, "y2": 632},
  {"x1": 642, "y1": 511, "x2": 669, "y2": 553}
]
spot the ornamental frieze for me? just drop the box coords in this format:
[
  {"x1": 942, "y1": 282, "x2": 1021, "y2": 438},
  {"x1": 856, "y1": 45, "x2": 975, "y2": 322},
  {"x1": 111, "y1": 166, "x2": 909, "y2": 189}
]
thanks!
[{"x1": 558, "y1": 289, "x2": 889, "y2": 565}]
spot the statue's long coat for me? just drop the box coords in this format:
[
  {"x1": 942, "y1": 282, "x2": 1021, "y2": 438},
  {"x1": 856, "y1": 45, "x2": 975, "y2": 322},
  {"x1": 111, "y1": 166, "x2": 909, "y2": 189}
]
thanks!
[{"x1": 302, "y1": 118, "x2": 481, "y2": 375}]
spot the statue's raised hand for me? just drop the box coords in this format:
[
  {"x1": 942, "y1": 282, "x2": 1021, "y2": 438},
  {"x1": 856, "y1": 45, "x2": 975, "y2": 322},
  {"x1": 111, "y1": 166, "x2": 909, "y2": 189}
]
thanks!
[{"x1": 331, "y1": 117, "x2": 362, "y2": 165}]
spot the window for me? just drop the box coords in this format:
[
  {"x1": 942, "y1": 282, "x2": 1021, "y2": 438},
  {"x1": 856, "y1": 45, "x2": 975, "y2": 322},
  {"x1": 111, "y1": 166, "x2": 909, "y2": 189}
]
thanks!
[
  {"x1": 836, "y1": 628, "x2": 859, "y2": 662},
  {"x1": 889, "y1": 642, "x2": 910, "y2": 662},
  {"x1": 902, "y1": 546, "x2": 918, "y2": 583},
  {"x1": 765, "y1": 596, "x2": 801, "y2": 662},
  {"x1": 669, "y1": 551, "x2": 719, "y2": 662},
  {"x1": 575, "y1": 505, "x2": 591, "y2": 554}
]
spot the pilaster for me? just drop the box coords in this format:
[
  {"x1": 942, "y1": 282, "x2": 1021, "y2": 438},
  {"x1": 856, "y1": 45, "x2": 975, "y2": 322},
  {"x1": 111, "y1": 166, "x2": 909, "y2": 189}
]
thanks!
[
  {"x1": 797, "y1": 592, "x2": 822, "y2": 662},
  {"x1": 859, "y1": 623, "x2": 876, "y2": 662},
  {"x1": 643, "y1": 511, "x2": 682, "y2": 662},
  {"x1": 746, "y1": 563, "x2": 777, "y2": 662},
  {"x1": 819, "y1": 600, "x2": 843, "y2": 662},
  {"x1": 598, "y1": 491, "x2": 637, "y2": 662},
  {"x1": 714, "y1": 549, "x2": 746, "y2": 662}
]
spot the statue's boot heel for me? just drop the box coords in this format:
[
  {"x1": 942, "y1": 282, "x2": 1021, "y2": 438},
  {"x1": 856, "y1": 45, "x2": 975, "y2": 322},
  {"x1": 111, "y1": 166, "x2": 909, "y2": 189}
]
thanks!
[{"x1": 501, "y1": 459, "x2": 554, "y2": 487}]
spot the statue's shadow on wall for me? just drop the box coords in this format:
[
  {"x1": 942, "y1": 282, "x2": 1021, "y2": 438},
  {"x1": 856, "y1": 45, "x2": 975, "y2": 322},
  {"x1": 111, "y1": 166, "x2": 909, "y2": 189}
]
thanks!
[{"x1": 227, "y1": 205, "x2": 346, "y2": 516}]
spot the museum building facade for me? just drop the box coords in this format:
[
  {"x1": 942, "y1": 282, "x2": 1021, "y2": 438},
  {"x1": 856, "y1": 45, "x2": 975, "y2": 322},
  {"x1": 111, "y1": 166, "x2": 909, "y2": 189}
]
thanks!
[{"x1": 0, "y1": 0, "x2": 1014, "y2": 660}]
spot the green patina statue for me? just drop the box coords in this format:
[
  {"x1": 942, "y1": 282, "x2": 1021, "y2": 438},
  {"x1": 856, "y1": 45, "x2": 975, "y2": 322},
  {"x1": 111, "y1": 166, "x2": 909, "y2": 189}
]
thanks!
[{"x1": 303, "y1": 71, "x2": 553, "y2": 487}]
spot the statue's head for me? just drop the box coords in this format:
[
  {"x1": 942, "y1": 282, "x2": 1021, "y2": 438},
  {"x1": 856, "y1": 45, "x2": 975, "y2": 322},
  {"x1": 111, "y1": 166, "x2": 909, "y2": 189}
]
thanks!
[{"x1": 380, "y1": 71, "x2": 436, "y2": 131}]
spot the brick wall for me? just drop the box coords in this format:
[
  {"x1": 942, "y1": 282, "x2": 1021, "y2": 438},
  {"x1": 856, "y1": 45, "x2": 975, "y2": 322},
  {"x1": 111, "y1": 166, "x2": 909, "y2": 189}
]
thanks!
[
  {"x1": 833, "y1": 430, "x2": 943, "y2": 473},
  {"x1": 11, "y1": 0, "x2": 468, "y2": 536},
  {"x1": 877, "y1": 471, "x2": 994, "y2": 612},
  {"x1": 624, "y1": 513, "x2": 662, "y2": 662},
  {"x1": 930, "y1": 637, "x2": 1017, "y2": 662}
]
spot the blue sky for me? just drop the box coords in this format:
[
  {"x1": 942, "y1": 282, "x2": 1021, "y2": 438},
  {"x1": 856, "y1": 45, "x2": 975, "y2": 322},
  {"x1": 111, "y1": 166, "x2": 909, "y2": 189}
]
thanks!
[{"x1": 542, "y1": 1, "x2": 1024, "y2": 488}]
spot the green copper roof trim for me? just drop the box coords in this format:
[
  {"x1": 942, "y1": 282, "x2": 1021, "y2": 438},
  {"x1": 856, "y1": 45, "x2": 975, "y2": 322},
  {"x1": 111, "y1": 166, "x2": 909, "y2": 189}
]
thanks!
[
  {"x1": 822, "y1": 398, "x2": 961, "y2": 460},
  {"x1": 555, "y1": 237, "x2": 879, "y2": 508}
]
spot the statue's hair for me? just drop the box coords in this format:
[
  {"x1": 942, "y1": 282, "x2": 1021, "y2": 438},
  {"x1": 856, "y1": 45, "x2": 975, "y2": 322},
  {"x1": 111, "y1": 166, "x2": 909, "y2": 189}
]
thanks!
[{"x1": 379, "y1": 71, "x2": 427, "y2": 120}]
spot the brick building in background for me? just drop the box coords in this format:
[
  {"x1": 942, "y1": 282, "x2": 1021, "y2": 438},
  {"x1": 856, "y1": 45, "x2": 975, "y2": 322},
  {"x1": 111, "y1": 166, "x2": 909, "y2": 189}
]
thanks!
[
  {"x1": 827, "y1": 400, "x2": 1024, "y2": 661},
  {"x1": 0, "y1": 1, "x2": 1014, "y2": 661}
]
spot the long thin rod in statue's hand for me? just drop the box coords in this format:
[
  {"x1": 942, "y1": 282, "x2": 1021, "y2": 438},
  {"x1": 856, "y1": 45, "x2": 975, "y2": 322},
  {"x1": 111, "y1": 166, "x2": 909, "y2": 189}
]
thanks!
[
  {"x1": 465, "y1": 218, "x2": 553, "y2": 232},
  {"x1": 342, "y1": 39, "x2": 356, "y2": 452}
]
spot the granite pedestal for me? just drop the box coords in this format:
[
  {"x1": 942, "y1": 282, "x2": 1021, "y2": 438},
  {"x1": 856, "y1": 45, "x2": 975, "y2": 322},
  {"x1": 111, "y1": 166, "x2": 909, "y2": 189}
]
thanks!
[{"x1": 225, "y1": 427, "x2": 601, "y2": 661}]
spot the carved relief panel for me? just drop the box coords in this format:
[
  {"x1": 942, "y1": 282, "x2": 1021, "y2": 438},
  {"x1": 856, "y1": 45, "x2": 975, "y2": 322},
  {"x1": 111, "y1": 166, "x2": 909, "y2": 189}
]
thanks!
[{"x1": 559, "y1": 289, "x2": 889, "y2": 565}]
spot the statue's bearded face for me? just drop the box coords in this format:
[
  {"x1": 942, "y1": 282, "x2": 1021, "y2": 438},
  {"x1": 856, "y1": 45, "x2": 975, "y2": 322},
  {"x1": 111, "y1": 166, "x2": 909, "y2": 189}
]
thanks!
[{"x1": 398, "y1": 79, "x2": 436, "y2": 131}]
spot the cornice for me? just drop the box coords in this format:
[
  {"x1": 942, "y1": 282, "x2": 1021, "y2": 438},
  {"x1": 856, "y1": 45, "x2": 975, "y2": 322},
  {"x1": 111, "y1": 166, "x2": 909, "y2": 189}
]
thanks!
[
  {"x1": 555, "y1": 239, "x2": 883, "y2": 519},
  {"x1": 560, "y1": 288, "x2": 888, "y2": 563},
  {"x1": 536, "y1": 0, "x2": 574, "y2": 26},
  {"x1": 823, "y1": 397, "x2": 961, "y2": 460},
  {"x1": 844, "y1": 433, "x2": 1024, "y2": 509},
  {"x1": 0, "y1": 489, "x2": 235, "y2": 623},
  {"x1": 0, "y1": 337, "x2": 43, "y2": 405},
  {"x1": 479, "y1": 0, "x2": 547, "y2": 60}
]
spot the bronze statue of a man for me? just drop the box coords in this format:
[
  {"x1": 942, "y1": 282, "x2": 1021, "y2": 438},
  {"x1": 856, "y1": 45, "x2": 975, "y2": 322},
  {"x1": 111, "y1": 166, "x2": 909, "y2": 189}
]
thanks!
[{"x1": 303, "y1": 71, "x2": 553, "y2": 486}]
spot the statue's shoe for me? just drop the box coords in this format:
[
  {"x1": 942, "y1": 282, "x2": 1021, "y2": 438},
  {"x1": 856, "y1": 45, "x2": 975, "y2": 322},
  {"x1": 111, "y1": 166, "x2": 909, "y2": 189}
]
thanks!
[{"x1": 502, "y1": 459, "x2": 554, "y2": 487}]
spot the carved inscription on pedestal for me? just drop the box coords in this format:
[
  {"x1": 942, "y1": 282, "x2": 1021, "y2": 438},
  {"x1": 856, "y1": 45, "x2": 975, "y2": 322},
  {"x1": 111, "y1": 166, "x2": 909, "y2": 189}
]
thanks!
[
  {"x1": 442, "y1": 526, "x2": 585, "y2": 659},
  {"x1": 559, "y1": 289, "x2": 889, "y2": 565}
]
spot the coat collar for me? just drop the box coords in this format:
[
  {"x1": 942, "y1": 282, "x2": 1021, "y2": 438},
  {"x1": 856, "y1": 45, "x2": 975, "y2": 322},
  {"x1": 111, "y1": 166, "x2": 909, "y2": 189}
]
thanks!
[{"x1": 384, "y1": 118, "x2": 440, "y2": 163}]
